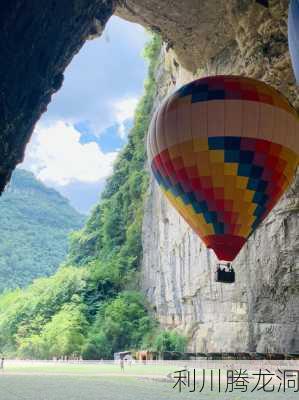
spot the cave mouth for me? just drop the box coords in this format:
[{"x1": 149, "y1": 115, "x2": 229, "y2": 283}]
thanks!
[
  {"x1": 18, "y1": 16, "x2": 148, "y2": 215},
  {"x1": 0, "y1": 14, "x2": 152, "y2": 296}
]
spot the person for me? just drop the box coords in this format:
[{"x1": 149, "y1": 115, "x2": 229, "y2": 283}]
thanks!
[
  {"x1": 0, "y1": 357, "x2": 4, "y2": 370},
  {"x1": 120, "y1": 358, "x2": 124, "y2": 372}
]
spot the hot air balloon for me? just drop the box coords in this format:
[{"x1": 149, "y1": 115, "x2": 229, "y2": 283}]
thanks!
[
  {"x1": 288, "y1": 0, "x2": 299, "y2": 83},
  {"x1": 147, "y1": 76, "x2": 299, "y2": 281}
]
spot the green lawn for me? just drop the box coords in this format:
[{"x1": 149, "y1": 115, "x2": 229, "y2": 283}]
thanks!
[
  {"x1": 0, "y1": 362, "x2": 298, "y2": 399},
  {"x1": 0, "y1": 375, "x2": 298, "y2": 400},
  {"x1": 4, "y1": 361, "x2": 173, "y2": 376}
]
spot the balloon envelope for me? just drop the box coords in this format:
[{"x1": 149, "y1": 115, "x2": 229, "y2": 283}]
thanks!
[
  {"x1": 289, "y1": 0, "x2": 299, "y2": 83},
  {"x1": 148, "y1": 76, "x2": 299, "y2": 261}
]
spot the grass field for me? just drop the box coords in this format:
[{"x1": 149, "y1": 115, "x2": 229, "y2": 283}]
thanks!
[
  {"x1": 0, "y1": 361, "x2": 298, "y2": 399},
  {"x1": 4, "y1": 361, "x2": 171, "y2": 376}
]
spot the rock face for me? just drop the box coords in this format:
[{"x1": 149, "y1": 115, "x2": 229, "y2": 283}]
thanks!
[
  {"x1": 0, "y1": 0, "x2": 115, "y2": 193},
  {"x1": 138, "y1": 1, "x2": 299, "y2": 352},
  {"x1": 142, "y1": 167, "x2": 299, "y2": 352},
  {"x1": 117, "y1": 0, "x2": 299, "y2": 106}
]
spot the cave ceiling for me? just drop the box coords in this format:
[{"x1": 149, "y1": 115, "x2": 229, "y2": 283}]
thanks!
[{"x1": 0, "y1": 0, "x2": 296, "y2": 193}]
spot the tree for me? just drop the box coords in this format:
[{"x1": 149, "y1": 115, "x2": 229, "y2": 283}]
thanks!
[
  {"x1": 41, "y1": 303, "x2": 89, "y2": 358},
  {"x1": 152, "y1": 331, "x2": 187, "y2": 354}
]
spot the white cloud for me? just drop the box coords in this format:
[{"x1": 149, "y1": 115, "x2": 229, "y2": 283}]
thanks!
[
  {"x1": 112, "y1": 97, "x2": 138, "y2": 139},
  {"x1": 21, "y1": 121, "x2": 118, "y2": 186},
  {"x1": 44, "y1": 17, "x2": 147, "y2": 137}
]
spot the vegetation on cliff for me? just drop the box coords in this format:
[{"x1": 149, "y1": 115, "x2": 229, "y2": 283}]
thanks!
[
  {"x1": 0, "y1": 34, "x2": 187, "y2": 359},
  {"x1": 0, "y1": 169, "x2": 84, "y2": 292}
]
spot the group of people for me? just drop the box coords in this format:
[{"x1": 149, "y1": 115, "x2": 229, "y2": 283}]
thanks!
[{"x1": 216, "y1": 263, "x2": 233, "y2": 273}]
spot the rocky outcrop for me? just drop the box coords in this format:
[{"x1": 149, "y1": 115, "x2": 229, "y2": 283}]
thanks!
[
  {"x1": 117, "y1": 0, "x2": 298, "y2": 107},
  {"x1": 142, "y1": 163, "x2": 298, "y2": 352},
  {"x1": 0, "y1": 0, "x2": 115, "y2": 193},
  {"x1": 139, "y1": 1, "x2": 299, "y2": 352}
]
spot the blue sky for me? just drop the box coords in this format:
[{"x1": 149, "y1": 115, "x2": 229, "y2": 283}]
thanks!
[{"x1": 21, "y1": 16, "x2": 148, "y2": 214}]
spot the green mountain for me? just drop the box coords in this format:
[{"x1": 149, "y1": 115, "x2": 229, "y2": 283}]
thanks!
[{"x1": 0, "y1": 169, "x2": 85, "y2": 292}]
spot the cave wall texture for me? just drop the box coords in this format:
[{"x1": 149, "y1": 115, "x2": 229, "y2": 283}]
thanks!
[
  {"x1": 0, "y1": 0, "x2": 115, "y2": 193},
  {"x1": 0, "y1": 0, "x2": 298, "y2": 352},
  {"x1": 134, "y1": 0, "x2": 299, "y2": 353}
]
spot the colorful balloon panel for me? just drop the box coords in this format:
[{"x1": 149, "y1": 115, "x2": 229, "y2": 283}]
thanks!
[
  {"x1": 289, "y1": 0, "x2": 299, "y2": 83},
  {"x1": 148, "y1": 76, "x2": 299, "y2": 262}
]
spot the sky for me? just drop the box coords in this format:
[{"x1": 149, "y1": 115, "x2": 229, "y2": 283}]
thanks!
[{"x1": 21, "y1": 16, "x2": 148, "y2": 214}]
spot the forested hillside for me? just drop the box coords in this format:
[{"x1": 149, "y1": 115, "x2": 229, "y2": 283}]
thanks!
[
  {"x1": 0, "y1": 169, "x2": 84, "y2": 292},
  {"x1": 0, "y1": 35, "x2": 187, "y2": 359}
]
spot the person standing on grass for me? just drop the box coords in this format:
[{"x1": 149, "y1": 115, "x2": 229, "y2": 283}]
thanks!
[
  {"x1": 0, "y1": 357, "x2": 4, "y2": 371},
  {"x1": 120, "y1": 358, "x2": 124, "y2": 372}
]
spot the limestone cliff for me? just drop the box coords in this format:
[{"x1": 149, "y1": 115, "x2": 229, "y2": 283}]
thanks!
[
  {"x1": 137, "y1": 1, "x2": 299, "y2": 353},
  {"x1": 142, "y1": 150, "x2": 298, "y2": 352}
]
